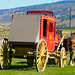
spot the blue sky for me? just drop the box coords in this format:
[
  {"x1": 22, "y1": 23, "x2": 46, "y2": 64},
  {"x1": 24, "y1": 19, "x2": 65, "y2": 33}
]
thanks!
[{"x1": 0, "y1": 0, "x2": 61, "y2": 9}]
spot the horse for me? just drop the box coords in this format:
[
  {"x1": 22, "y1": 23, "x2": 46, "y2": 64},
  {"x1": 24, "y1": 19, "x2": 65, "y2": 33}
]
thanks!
[{"x1": 63, "y1": 32, "x2": 75, "y2": 66}]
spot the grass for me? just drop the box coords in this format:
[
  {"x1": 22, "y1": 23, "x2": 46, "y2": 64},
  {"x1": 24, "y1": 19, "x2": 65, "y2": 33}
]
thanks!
[
  {"x1": 0, "y1": 56, "x2": 75, "y2": 75},
  {"x1": 0, "y1": 27, "x2": 75, "y2": 75},
  {"x1": 58, "y1": 29, "x2": 75, "y2": 38},
  {"x1": 0, "y1": 53, "x2": 75, "y2": 75}
]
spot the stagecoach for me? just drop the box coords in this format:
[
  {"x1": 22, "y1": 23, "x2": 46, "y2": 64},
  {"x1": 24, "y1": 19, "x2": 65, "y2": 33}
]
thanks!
[{"x1": 0, "y1": 10, "x2": 66, "y2": 72}]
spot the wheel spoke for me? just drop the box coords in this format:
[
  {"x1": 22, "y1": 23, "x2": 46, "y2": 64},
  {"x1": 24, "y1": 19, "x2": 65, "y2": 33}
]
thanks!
[
  {"x1": 37, "y1": 58, "x2": 42, "y2": 71},
  {"x1": 40, "y1": 61, "x2": 43, "y2": 71},
  {"x1": 38, "y1": 43, "x2": 45, "y2": 54},
  {"x1": 41, "y1": 50, "x2": 47, "y2": 56},
  {"x1": 0, "y1": 57, "x2": 3, "y2": 61},
  {"x1": 0, "y1": 53, "x2": 3, "y2": 56},
  {"x1": 1, "y1": 61, "x2": 3, "y2": 68},
  {"x1": 41, "y1": 58, "x2": 45, "y2": 66},
  {"x1": 37, "y1": 57, "x2": 41, "y2": 63},
  {"x1": 37, "y1": 55, "x2": 41, "y2": 58},
  {"x1": 37, "y1": 50, "x2": 41, "y2": 55},
  {"x1": 39, "y1": 58, "x2": 45, "y2": 71},
  {"x1": 0, "y1": 49, "x2": 3, "y2": 52}
]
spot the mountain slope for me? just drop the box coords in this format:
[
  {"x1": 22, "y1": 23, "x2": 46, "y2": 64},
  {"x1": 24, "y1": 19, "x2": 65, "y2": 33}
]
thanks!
[{"x1": 0, "y1": 1, "x2": 75, "y2": 26}]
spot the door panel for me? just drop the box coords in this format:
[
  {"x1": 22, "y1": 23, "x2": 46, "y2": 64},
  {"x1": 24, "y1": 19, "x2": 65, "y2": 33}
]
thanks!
[
  {"x1": 47, "y1": 20, "x2": 55, "y2": 51},
  {"x1": 40, "y1": 16, "x2": 55, "y2": 52}
]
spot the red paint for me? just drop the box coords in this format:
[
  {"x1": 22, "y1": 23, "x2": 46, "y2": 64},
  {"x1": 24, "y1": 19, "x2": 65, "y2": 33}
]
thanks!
[
  {"x1": 40, "y1": 15, "x2": 59, "y2": 52},
  {"x1": 27, "y1": 11, "x2": 60, "y2": 52},
  {"x1": 28, "y1": 10, "x2": 53, "y2": 15}
]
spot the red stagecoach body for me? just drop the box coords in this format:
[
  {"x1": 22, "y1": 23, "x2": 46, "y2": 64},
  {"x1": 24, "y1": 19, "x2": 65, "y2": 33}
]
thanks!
[
  {"x1": 9, "y1": 10, "x2": 61, "y2": 52},
  {"x1": 28, "y1": 10, "x2": 60, "y2": 52}
]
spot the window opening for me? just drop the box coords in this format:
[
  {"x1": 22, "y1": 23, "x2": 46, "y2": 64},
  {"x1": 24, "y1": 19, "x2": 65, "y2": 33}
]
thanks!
[
  {"x1": 49, "y1": 23, "x2": 53, "y2": 32},
  {"x1": 43, "y1": 19, "x2": 47, "y2": 37}
]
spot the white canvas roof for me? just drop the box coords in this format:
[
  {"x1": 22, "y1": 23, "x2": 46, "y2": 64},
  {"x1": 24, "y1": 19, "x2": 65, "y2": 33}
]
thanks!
[{"x1": 8, "y1": 15, "x2": 41, "y2": 44}]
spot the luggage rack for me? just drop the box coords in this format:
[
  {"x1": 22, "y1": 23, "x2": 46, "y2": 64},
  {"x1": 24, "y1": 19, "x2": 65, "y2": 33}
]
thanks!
[{"x1": 14, "y1": 10, "x2": 53, "y2": 16}]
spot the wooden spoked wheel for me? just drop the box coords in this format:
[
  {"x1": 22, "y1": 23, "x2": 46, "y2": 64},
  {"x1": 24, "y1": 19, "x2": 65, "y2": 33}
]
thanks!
[
  {"x1": 60, "y1": 47, "x2": 66, "y2": 67},
  {"x1": 0, "y1": 38, "x2": 11, "y2": 69},
  {"x1": 36, "y1": 39, "x2": 48, "y2": 72}
]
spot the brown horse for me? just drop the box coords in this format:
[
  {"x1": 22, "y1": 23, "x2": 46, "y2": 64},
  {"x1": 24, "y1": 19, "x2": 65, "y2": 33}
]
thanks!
[{"x1": 63, "y1": 32, "x2": 75, "y2": 66}]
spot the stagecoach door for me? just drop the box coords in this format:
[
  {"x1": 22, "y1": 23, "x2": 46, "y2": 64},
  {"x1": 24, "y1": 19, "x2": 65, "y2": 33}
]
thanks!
[
  {"x1": 47, "y1": 20, "x2": 55, "y2": 51},
  {"x1": 40, "y1": 16, "x2": 55, "y2": 51}
]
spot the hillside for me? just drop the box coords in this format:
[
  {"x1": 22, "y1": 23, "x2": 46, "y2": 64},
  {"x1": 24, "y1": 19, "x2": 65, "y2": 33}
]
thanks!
[
  {"x1": 0, "y1": 1, "x2": 75, "y2": 27},
  {"x1": 0, "y1": 23, "x2": 10, "y2": 40},
  {"x1": 0, "y1": 23, "x2": 10, "y2": 29}
]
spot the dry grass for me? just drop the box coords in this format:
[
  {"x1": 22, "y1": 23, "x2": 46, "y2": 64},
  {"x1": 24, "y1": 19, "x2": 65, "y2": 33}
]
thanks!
[
  {"x1": 61, "y1": 29, "x2": 75, "y2": 38},
  {"x1": 0, "y1": 23, "x2": 10, "y2": 40},
  {"x1": 0, "y1": 31, "x2": 9, "y2": 40}
]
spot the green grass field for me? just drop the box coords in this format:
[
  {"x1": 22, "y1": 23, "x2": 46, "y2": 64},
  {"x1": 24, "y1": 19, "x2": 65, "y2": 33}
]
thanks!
[
  {"x1": 0, "y1": 27, "x2": 75, "y2": 75},
  {"x1": 61, "y1": 29, "x2": 75, "y2": 38},
  {"x1": 0, "y1": 56, "x2": 75, "y2": 75}
]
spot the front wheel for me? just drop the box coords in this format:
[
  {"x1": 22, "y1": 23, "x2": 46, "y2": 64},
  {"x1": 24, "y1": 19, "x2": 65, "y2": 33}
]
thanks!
[
  {"x1": 60, "y1": 47, "x2": 66, "y2": 67},
  {"x1": 36, "y1": 39, "x2": 48, "y2": 72}
]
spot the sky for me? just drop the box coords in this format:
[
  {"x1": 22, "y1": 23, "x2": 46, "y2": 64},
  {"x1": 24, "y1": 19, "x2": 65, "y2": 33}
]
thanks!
[{"x1": 0, "y1": 0, "x2": 62, "y2": 9}]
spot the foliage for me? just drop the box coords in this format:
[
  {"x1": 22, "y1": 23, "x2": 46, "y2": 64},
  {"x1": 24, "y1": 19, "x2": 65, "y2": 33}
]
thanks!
[{"x1": 56, "y1": 25, "x2": 75, "y2": 29}]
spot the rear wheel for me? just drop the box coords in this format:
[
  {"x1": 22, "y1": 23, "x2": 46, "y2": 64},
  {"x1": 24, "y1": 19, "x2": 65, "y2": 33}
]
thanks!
[
  {"x1": 0, "y1": 38, "x2": 11, "y2": 69},
  {"x1": 36, "y1": 39, "x2": 48, "y2": 72}
]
